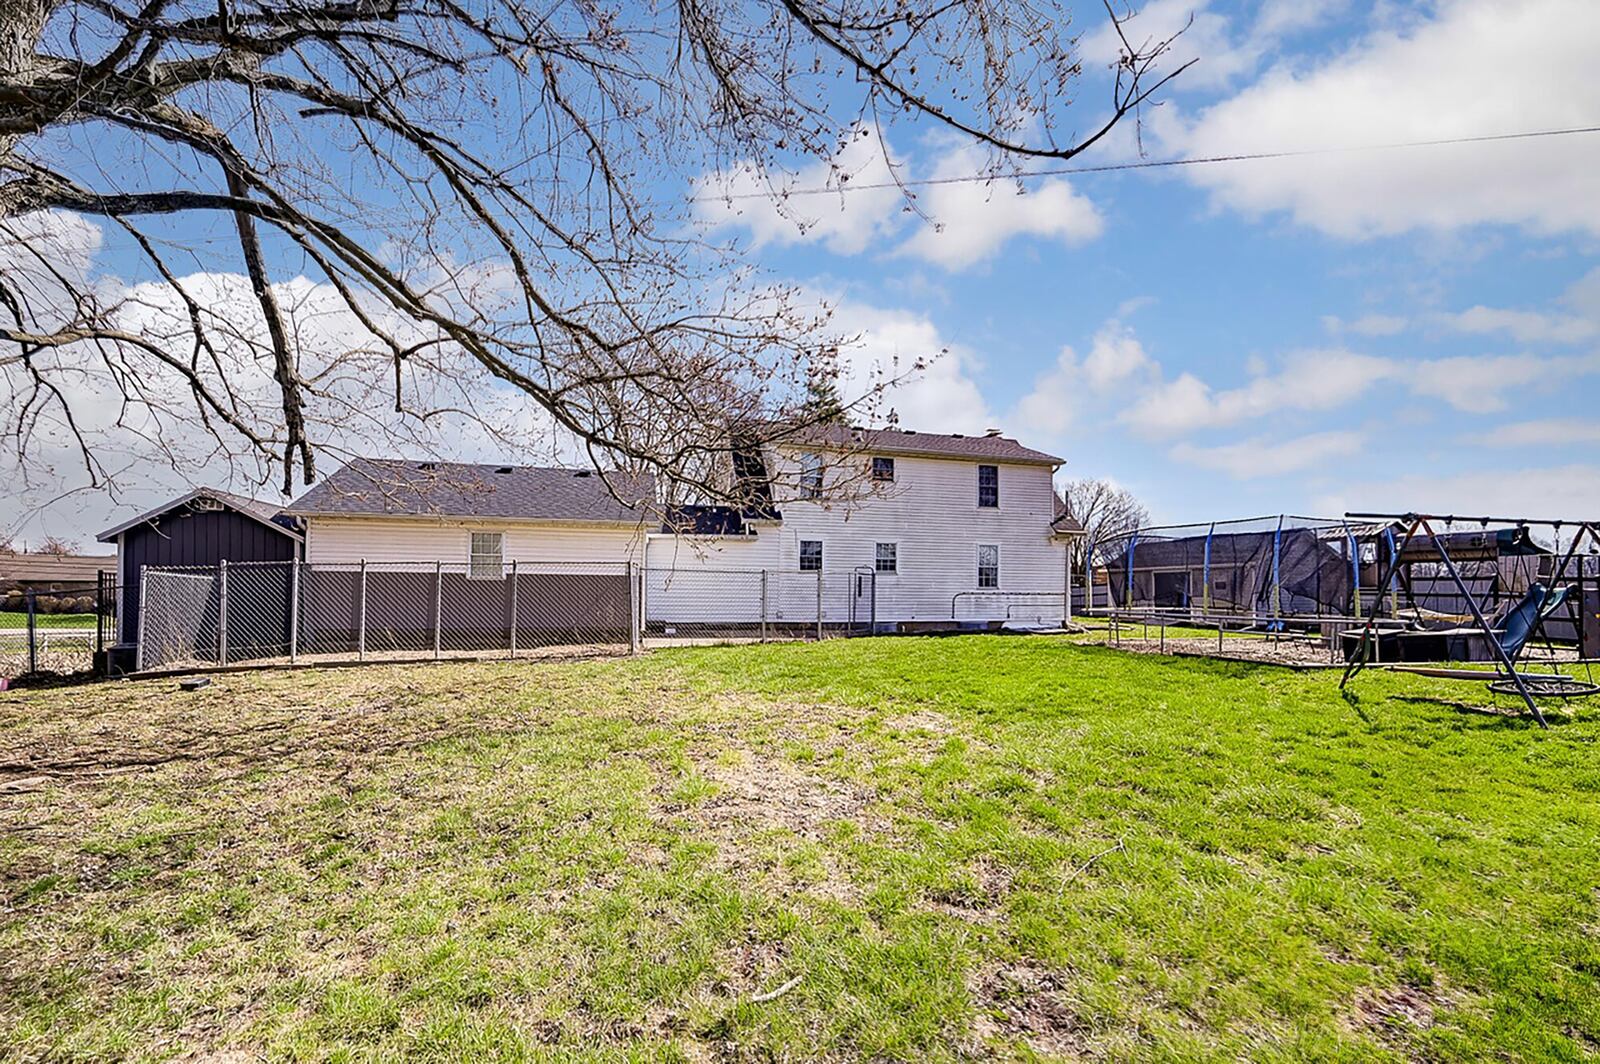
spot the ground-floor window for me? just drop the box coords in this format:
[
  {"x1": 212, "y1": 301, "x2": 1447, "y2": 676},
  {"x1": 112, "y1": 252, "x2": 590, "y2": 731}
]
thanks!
[
  {"x1": 977, "y1": 544, "x2": 999, "y2": 588},
  {"x1": 800, "y1": 539, "x2": 823, "y2": 571},
  {"x1": 469, "y1": 532, "x2": 504, "y2": 579},
  {"x1": 875, "y1": 542, "x2": 897, "y2": 573}
]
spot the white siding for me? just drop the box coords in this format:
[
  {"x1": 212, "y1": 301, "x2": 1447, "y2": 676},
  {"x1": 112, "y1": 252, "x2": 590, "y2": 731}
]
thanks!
[
  {"x1": 768, "y1": 448, "x2": 1069, "y2": 622},
  {"x1": 642, "y1": 448, "x2": 1070, "y2": 624},
  {"x1": 304, "y1": 516, "x2": 645, "y2": 566}
]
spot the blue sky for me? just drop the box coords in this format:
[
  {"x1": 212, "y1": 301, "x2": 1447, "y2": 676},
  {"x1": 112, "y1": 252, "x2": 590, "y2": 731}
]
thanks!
[
  {"x1": 7, "y1": 0, "x2": 1600, "y2": 548},
  {"x1": 692, "y1": 0, "x2": 1600, "y2": 523}
]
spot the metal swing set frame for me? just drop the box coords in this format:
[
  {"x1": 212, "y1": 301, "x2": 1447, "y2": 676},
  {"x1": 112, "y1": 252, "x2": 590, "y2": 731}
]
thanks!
[{"x1": 1339, "y1": 511, "x2": 1600, "y2": 728}]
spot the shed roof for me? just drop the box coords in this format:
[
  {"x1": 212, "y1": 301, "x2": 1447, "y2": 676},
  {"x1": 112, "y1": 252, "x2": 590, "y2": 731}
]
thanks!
[
  {"x1": 284, "y1": 458, "x2": 656, "y2": 524},
  {"x1": 96, "y1": 487, "x2": 301, "y2": 543}
]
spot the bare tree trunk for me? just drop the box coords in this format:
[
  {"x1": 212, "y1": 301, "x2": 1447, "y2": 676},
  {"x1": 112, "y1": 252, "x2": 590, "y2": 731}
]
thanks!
[{"x1": 0, "y1": 0, "x2": 52, "y2": 160}]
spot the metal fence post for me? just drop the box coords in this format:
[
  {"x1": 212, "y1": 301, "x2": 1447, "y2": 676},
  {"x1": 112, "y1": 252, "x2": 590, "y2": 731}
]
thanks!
[
  {"x1": 288, "y1": 559, "x2": 301, "y2": 664},
  {"x1": 358, "y1": 559, "x2": 368, "y2": 661},
  {"x1": 136, "y1": 567, "x2": 150, "y2": 671},
  {"x1": 628, "y1": 560, "x2": 640, "y2": 654},
  {"x1": 509, "y1": 559, "x2": 519, "y2": 658},
  {"x1": 815, "y1": 570, "x2": 824, "y2": 640},
  {"x1": 25, "y1": 590, "x2": 37, "y2": 675},
  {"x1": 218, "y1": 559, "x2": 229, "y2": 665},
  {"x1": 760, "y1": 569, "x2": 769, "y2": 643},
  {"x1": 434, "y1": 560, "x2": 443, "y2": 659}
]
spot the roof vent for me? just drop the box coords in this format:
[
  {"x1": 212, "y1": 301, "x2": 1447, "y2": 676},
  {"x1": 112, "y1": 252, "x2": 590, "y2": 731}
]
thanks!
[
  {"x1": 983, "y1": 427, "x2": 1002, "y2": 438},
  {"x1": 495, "y1": 466, "x2": 514, "y2": 474},
  {"x1": 191, "y1": 495, "x2": 223, "y2": 513},
  {"x1": 903, "y1": 429, "x2": 917, "y2": 434},
  {"x1": 951, "y1": 433, "x2": 964, "y2": 438},
  {"x1": 573, "y1": 470, "x2": 592, "y2": 478},
  {"x1": 418, "y1": 461, "x2": 438, "y2": 472}
]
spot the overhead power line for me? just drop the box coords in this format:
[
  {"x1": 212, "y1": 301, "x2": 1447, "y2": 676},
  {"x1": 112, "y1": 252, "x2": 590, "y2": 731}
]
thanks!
[{"x1": 692, "y1": 124, "x2": 1600, "y2": 203}]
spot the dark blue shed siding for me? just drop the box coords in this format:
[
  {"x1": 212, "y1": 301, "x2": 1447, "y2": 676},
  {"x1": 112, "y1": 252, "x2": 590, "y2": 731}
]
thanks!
[{"x1": 119, "y1": 510, "x2": 298, "y2": 644}]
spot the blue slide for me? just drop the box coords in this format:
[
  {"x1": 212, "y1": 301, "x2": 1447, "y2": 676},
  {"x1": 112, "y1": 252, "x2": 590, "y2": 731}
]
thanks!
[{"x1": 1495, "y1": 583, "x2": 1571, "y2": 661}]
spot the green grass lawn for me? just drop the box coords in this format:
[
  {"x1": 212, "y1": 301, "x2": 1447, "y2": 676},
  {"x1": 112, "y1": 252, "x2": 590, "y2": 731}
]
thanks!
[
  {"x1": 2, "y1": 637, "x2": 1597, "y2": 1061},
  {"x1": 0, "y1": 611, "x2": 97, "y2": 629}
]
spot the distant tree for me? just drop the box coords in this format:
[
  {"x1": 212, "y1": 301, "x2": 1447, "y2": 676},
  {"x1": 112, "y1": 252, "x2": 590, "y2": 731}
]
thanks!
[
  {"x1": 799, "y1": 359, "x2": 850, "y2": 426},
  {"x1": 37, "y1": 535, "x2": 78, "y2": 555},
  {"x1": 1060, "y1": 477, "x2": 1149, "y2": 571}
]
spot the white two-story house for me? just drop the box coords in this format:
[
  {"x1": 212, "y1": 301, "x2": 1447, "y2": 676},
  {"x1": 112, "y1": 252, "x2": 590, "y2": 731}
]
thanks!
[{"x1": 644, "y1": 424, "x2": 1081, "y2": 625}]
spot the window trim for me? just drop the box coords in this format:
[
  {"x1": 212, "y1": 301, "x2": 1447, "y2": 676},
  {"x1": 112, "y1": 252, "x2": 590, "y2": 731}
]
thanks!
[
  {"x1": 977, "y1": 464, "x2": 999, "y2": 509},
  {"x1": 976, "y1": 543, "x2": 1000, "y2": 589},
  {"x1": 874, "y1": 541, "x2": 898, "y2": 574},
  {"x1": 799, "y1": 538, "x2": 824, "y2": 572},
  {"x1": 468, "y1": 530, "x2": 505, "y2": 580},
  {"x1": 870, "y1": 455, "x2": 896, "y2": 483}
]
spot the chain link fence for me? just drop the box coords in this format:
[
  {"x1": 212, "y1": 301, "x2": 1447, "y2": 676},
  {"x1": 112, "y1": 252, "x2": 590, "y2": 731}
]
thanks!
[
  {"x1": 1, "y1": 575, "x2": 119, "y2": 682},
  {"x1": 133, "y1": 559, "x2": 1084, "y2": 672},
  {"x1": 137, "y1": 560, "x2": 641, "y2": 671}
]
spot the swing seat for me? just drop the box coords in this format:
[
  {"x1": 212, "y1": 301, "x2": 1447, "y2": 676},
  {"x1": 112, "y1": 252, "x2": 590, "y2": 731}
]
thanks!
[{"x1": 1492, "y1": 583, "x2": 1571, "y2": 661}]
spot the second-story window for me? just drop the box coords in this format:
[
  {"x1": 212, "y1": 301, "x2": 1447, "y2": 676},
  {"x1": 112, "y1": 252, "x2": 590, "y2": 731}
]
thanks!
[
  {"x1": 871, "y1": 456, "x2": 895, "y2": 482},
  {"x1": 800, "y1": 453, "x2": 823, "y2": 499},
  {"x1": 875, "y1": 542, "x2": 897, "y2": 573},
  {"x1": 977, "y1": 464, "x2": 999, "y2": 508}
]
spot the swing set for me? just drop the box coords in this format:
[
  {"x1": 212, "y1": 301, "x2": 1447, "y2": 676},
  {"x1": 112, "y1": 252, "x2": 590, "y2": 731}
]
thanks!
[{"x1": 1339, "y1": 512, "x2": 1600, "y2": 728}]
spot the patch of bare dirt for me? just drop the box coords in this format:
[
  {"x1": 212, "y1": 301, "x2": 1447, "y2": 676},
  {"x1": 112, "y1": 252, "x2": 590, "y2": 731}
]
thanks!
[
  {"x1": 1093, "y1": 630, "x2": 1338, "y2": 668},
  {"x1": 698, "y1": 752, "x2": 875, "y2": 839},
  {"x1": 968, "y1": 962, "x2": 1091, "y2": 1057},
  {"x1": 1351, "y1": 981, "x2": 1464, "y2": 1045}
]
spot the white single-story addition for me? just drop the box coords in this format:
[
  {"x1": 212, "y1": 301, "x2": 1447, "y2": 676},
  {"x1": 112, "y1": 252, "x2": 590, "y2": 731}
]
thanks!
[{"x1": 282, "y1": 426, "x2": 1083, "y2": 627}]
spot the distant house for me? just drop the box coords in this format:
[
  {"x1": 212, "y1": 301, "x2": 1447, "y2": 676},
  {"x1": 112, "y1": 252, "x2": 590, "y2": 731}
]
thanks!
[{"x1": 0, "y1": 551, "x2": 116, "y2": 592}]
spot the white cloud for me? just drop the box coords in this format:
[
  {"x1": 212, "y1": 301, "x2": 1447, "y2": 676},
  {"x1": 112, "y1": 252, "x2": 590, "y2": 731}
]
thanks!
[
  {"x1": 1314, "y1": 465, "x2": 1600, "y2": 519},
  {"x1": 816, "y1": 294, "x2": 996, "y2": 434},
  {"x1": 1168, "y1": 0, "x2": 1600, "y2": 238},
  {"x1": 693, "y1": 125, "x2": 902, "y2": 256},
  {"x1": 1172, "y1": 429, "x2": 1364, "y2": 478},
  {"x1": 1481, "y1": 418, "x2": 1600, "y2": 448},
  {"x1": 1122, "y1": 348, "x2": 1394, "y2": 435},
  {"x1": 1011, "y1": 317, "x2": 1154, "y2": 439},
  {"x1": 1, "y1": 213, "x2": 563, "y2": 542},
  {"x1": 1408, "y1": 352, "x2": 1600, "y2": 413},
  {"x1": 1324, "y1": 313, "x2": 1408, "y2": 337},
  {"x1": 1434, "y1": 306, "x2": 1597, "y2": 345},
  {"x1": 895, "y1": 144, "x2": 1102, "y2": 269},
  {"x1": 696, "y1": 129, "x2": 1102, "y2": 271}
]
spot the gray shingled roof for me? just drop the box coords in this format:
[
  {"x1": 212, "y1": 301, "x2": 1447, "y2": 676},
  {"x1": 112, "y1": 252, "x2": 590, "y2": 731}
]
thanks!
[
  {"x1": 284, "y1": 459, "x2": 656, "y2": 524},
  {"x1": 97, "y1": 487, "x2": 300, "y2": 543},
  {"x1": 774, "y1": 424, "x2": 1062, "y2": 466}
]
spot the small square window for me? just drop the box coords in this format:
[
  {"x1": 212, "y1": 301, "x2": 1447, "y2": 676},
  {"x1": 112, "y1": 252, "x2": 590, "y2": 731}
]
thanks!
[
  {"x1": 871, "y1": 456, "x2": 895, "y2": 482},
  {"x1": 469, "y1": 532, "x2": 504, "y2": 579},
  {"x1": 875, "y1": 543, "x2": 897, "y2": 573},
  {"x1": 799, "y1": 540, "x2": 823, "y2": 572},
  {"x1": 977, "y1": 544, "x2": 999, "y2": 589},
  {"x1": 977, "y1": 464, "x2": 998, "y2": 508},
  {"x1": 800, "y1": 453, "x2": 823, "y2": 499}
]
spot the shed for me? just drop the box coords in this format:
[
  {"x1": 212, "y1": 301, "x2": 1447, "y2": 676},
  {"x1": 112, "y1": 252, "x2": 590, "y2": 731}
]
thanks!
[{"x1": 96, "y1": 488, "x2": 303, "y2": 649}]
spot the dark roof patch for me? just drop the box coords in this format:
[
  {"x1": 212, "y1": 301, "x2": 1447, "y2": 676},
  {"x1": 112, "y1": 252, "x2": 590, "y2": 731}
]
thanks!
[
  {"x1": 774, "y1": 423, "x2": 1062, "y2": 466},
  {"x1": 97, "y1": 487, "x2": 301, "y2": 543},
  {"x1": 285, "y1": 458, "x2": 655, "y2": 524}
]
